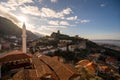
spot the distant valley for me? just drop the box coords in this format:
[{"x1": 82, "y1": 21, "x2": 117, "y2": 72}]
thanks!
[{"x1": 93, "y1": 40, "x2": 120, "y2": 47}]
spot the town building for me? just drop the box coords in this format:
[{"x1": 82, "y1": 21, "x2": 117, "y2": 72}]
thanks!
[{"x1": 0, "y1": 23, "x2": 80, "y2": 80}]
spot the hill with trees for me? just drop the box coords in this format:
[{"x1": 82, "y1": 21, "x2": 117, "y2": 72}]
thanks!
[{"x1": 0, "y1": 16, "x2": 38, "y2": 40}]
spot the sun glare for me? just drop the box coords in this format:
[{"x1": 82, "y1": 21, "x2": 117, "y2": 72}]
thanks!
[{"x1": 18, "y1": 16, "x2": 27, "y2": 23}]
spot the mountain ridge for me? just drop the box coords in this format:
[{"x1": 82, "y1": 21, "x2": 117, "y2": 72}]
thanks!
[{"x1": 0, "y1": 16, "x2": 38, "y2": 40}]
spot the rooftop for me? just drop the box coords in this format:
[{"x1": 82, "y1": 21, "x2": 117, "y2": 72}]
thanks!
[{"x1": 0, "y1": 51, "x2": 80, "y2": 80}]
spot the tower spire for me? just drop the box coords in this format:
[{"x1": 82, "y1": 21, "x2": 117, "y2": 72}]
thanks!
[{"x1": 22, "y1": 22, "x2": 27, "y2": 53}]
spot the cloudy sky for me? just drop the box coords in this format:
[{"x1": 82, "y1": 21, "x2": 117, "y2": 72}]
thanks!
[{"x1": 0, "y1": 0, "x2": 120, "y2": 40}]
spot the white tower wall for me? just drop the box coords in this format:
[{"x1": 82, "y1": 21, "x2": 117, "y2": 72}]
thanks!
[{"x1": 22, "y1": 23, "x2": 27, "y2": 53}]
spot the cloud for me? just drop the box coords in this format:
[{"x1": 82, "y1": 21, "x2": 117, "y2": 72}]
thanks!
[
  {"x1": 59, "y1": 21, "x2": 70, "y2": 26},
  {"x1": 23, "y1": 22, "x2": 59, "y2": 35},
  {"x1": 41, "y1": 8, "x2": 57, "y2": 17},
  {"x1": 66, "y1": 16, "x2": 77, "y2": 20},
  {"x1": 23, "y1": 23, "x2": 53, "y2": 35},
  {"x1": 100, "y1": 4, "x2": 105, "y2": 7},
  {"x1": 48, "y1": 20, "x2": 70, "y2": 26},
  {"x1": 0, "y1": 5, "x2": 19, "y2": 24},
  {"x1": 31, "y1": 0, "x2": 58, "y2": 4},
  {"x1": 31, "y1": 25, "x2": 58, "y2": 35},
  {"x1": 0, "y1": 3, "x2": 72, "y2": 35},
  {"x1": 0, "y1": 5, "x2": 11, "y2": 11},
  {"x1": 40, "y1": 26, "x2": 57, "y2": 31},
  {"x1": 76, "y1": 19, "x2": 90, "y2": 24},
  {"x1": 38, "y1": 0, "x2": 42, "y2": 3},
  {"x1": 50, "y1": 0, "x2": 57, "y2": 3},
  {"x1": 0, "y1": 0, "x2": 33, "y2": 11},
  {"x1": 80, "y1": 19, "x2": 90, "y2": 23},
  {"x1": 20, "y1": 6, "x2": 41, "y2": 16},
  {"x1": 62, "y1": 8, "x2": 72, "y2": 15},
  {"x1": 20, "y1": 6, "x2": 73, "y2": 19},
  {"x1": 30, "y1": 27, "x2": 50, "y2": 35},
  {"x1": 0, "y1": 0, "x2": 92, "y2": 37},
  {"x1": 48, "y1": 21, "x2": 59, "y2": 26},
  {"x1": 41, "y1": 7, "x2": 72, "y2": 18}
]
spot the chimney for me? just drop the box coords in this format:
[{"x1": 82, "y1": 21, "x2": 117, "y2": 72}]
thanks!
[{"x1": 22, "y1": 23, "x2": 27, "y2": 53}]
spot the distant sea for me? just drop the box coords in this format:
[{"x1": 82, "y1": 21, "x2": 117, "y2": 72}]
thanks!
[{"x1": 92, "y1": 40, "x2": 120, "y2": 47}]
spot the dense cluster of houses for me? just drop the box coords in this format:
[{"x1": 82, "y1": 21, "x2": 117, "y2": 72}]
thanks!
[
  {"x1": 28, "y1": 30, "x2": 87, "y2": 54},
  {"x1": 77, "y1": 53, "x2": 120, "y2": 79},
  {"x1": 0, "y1": 36, "x2": 21, "y2": 51},
  {"x1": 28, "y1": 39, "x2": 86, "y2": 54}
]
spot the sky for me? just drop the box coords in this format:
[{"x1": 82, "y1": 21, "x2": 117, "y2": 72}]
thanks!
[{"x1": 0, "y1": 0, "x2": 120, "y2": 40}]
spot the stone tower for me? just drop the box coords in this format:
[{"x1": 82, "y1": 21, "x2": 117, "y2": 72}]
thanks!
[
  {"x1": 22, "y1": 23, "x2": 27, "y2": 53},
  {"x1": 57, "y1": 30, "x2": 60, "y2": 34}
]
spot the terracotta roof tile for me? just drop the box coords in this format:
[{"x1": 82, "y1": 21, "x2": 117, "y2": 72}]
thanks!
[
  {"x1": 1, "y1": 51, "x2": 80, "y2": 80},
  {"x1": 0, "y1": 50, "x2": 32, "y2": 64},
  {"x1": 31, "y1": 56, "x2": 52, "y2": 78},
  {"x1": 84, "y1": 62, "x2": 98, "y2": 75},
  {"x1": 77, "y1": 60, "x2": 90, "y2": 65},
  {"x1": 37, "y1": 55, "x2": 80, "y2": 80},
  {"x1": 13, "y1": 69, "x2": 39, "y2": 80}
]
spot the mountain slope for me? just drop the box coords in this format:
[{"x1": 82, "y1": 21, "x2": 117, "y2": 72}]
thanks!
[{"x1": 0, "y1": 16, "x2": 38, "y2": 40}]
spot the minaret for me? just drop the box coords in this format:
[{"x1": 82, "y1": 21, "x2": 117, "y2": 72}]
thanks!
[{"x1": 22, "y1": 23, "x2": 27, "y2": 53}]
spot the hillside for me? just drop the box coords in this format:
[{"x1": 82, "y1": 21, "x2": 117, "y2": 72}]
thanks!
[
  {"x1": 32, "y1": 31, "x2": 120, "y2": 61},
  {"x1": 0, "y1": 16, "x2": 38, "y2": 40}
]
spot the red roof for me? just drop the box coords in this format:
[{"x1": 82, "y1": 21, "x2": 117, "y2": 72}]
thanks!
[
  {"x1": 0, "y1": 50, "x2": 32, "y2": 64},
  {"x1": 106, "y1": 57, "x2": 117, "y2": 63},
  {"x1": 37, "y1": 55, "x2": 80, "y2": 80},
  {"x1": 0, "y1": 52, "x2": 80, "y2": 80}
]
